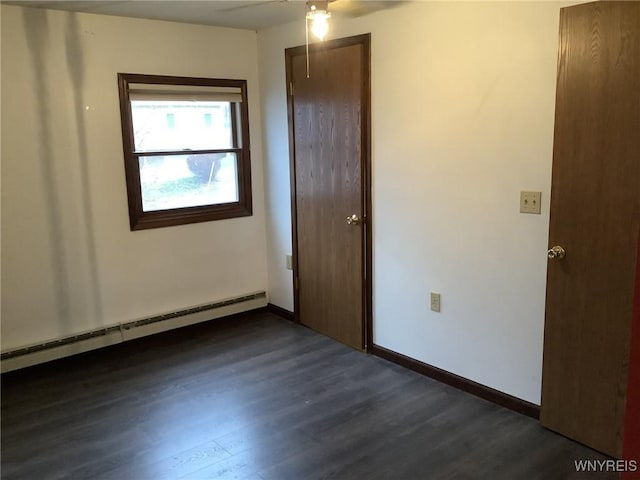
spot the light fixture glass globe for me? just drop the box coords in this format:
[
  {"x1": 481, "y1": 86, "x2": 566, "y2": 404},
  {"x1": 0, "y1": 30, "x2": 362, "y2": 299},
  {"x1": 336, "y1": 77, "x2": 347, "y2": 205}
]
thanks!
[{"x1": 311, "y1": 13, "x2": 329, "y2": 40}]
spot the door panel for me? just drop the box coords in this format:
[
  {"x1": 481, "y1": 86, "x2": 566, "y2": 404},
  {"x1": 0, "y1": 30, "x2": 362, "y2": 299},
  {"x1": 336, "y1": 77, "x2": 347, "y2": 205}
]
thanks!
[
  {"x1": 540, "y1": 2, "x2": 640, "y2": 458},
  {"x1": 287, "y1": 36, "x2": 370, "y2": 349}
]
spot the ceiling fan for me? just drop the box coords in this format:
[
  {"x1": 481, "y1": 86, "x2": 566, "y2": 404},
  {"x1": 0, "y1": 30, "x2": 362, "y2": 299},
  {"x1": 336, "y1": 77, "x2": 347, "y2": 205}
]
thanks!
[
  {"x1": 221, "y1": 0, "x2": 404, "y2": 77},
  {"x1": 219, "y1": 0, "x2": 405, "y2": 19},
  {"x1": 325, "y1": 0, "x2": 405, "y2": 18}
]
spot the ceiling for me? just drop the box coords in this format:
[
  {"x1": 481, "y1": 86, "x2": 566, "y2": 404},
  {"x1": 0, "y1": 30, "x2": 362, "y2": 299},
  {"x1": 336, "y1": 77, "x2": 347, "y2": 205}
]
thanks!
[{"x1": 2, "y1": 0, "x2": 403, "y2": 30}]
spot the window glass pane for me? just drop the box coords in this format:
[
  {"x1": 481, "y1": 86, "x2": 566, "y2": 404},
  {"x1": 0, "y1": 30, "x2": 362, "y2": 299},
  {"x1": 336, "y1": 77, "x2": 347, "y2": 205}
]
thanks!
[
  {"x1": 131, "y1": 101, "x2": 233, "y2": 152},
  {"x1": 139, "y1": 153, "x2": 239, "y2": 212}
]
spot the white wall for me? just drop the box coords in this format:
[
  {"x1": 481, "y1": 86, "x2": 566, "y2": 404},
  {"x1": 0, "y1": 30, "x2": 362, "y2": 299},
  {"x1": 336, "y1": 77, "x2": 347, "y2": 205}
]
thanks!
[
  {"x1": 1, "y1": 5, "x2": 268, "y2": 350},
  {"x1": 258, "y1": 1, "x2": 575, "y2": 404}
]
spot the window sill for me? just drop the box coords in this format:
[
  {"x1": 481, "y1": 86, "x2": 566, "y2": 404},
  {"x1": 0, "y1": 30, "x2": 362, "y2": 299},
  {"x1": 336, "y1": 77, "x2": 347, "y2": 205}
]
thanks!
[{"x1": 130, "y1": 202, "x2": 253, "y2": 230}]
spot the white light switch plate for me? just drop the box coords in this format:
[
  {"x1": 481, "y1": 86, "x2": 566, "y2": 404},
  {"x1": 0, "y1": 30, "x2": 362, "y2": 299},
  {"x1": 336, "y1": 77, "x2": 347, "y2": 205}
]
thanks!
[{"x1": 520, "y1": 191, "x2": 542, "y2": 214}]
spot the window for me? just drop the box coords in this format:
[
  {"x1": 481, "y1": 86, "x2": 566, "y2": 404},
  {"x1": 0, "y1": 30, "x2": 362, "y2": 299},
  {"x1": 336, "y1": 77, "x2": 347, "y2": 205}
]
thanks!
[{"x1": 117, "y1": 73, "x2": 252, "y2": 230}]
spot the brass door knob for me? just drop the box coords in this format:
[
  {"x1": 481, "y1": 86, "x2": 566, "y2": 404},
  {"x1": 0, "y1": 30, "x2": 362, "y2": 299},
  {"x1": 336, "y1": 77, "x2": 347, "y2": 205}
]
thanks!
[
  {"x1": 346, "y1": 214, "x2": 361, "y2": 226},
  {"x1": 547, "y1": 246, "x2": 566, "y2": 260}
]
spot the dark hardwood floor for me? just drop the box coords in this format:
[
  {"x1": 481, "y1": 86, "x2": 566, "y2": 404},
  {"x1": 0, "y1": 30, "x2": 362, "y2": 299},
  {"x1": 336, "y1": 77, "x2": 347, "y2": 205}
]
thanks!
[{"x1": 1, "y1": 311, "x2": 613, "y2": 479}]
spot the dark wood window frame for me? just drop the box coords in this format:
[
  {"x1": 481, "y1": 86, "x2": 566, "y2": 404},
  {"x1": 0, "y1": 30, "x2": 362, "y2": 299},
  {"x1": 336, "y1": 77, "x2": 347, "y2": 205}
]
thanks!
[{"x1": 117, "y1": 73, "x2": 253, "y2": 230}]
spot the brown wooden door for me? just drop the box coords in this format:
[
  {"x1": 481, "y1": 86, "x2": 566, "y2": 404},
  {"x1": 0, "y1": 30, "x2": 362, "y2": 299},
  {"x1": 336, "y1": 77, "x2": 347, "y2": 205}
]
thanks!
[
  {"x1": 540, "y1": 1, "x2": 640, "y2": 458},
  {"x1": 286, "y1": 35, "x2": 371, "y2": 350}
]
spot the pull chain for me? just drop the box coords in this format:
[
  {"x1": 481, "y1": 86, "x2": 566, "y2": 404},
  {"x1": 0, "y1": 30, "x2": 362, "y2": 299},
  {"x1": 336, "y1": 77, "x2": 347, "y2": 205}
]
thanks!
[{"x1": 305, "y1": 16, "x2": 310, "y2": 78}]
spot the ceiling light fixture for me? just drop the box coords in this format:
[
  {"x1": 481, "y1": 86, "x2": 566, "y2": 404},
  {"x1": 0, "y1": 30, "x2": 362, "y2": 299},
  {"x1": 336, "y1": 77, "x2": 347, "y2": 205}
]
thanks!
[
  {"x1": 304, "y1": 1, "x2": 331, "y2": 77},
  {"x1": 307, "y1": 3, "x2": 330, "y2": 40}
]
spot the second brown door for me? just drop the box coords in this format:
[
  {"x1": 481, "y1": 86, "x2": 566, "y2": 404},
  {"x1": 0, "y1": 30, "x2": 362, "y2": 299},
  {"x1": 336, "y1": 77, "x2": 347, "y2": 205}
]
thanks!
[{"x1": 540, "y1": 1, "x2": 640, "y2": 458}]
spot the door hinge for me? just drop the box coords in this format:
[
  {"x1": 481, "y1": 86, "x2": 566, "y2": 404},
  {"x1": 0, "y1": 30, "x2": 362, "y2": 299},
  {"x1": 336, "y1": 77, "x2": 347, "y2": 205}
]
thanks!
[
  {"x1": 294, "y1": 276, "x2": 300, "y2": 291},
  {"x1": 289, "y1": 81, "x2": 295, "y2": 96}
]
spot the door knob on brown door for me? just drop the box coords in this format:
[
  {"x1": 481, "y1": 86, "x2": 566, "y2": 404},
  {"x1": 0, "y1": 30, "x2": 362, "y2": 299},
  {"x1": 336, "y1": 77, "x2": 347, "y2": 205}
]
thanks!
[
  {"x1": 547, "y1": 246, "x2": 566, "y2": 260},
  {"x1": 346, "y1": 214, "x2": 361, "y2": 226}
]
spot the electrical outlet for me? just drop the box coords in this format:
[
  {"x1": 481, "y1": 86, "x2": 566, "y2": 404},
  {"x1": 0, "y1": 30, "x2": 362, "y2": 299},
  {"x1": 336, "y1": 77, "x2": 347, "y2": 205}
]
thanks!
[
  {"x1": 520, "y1": 191, "x2": 542, "y2": 214},
  {"x1": 430, "y1": 292, "x2": 441, "y2": 313},
  {"x1": 286, "y1": 255, "x2": 293, "y2": 270}
]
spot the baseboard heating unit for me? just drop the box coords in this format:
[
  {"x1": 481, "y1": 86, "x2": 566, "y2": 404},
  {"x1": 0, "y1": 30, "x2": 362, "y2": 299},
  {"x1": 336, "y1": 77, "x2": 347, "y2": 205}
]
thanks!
[{"x1": 1, "y1": 291, "x2": 267, "y2": 373}]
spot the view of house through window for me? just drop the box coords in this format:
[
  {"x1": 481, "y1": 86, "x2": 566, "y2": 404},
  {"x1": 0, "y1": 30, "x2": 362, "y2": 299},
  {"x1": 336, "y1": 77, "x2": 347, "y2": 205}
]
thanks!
[{"x1": 118, "y1": 74, "x2": 252, "y2": 230}]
